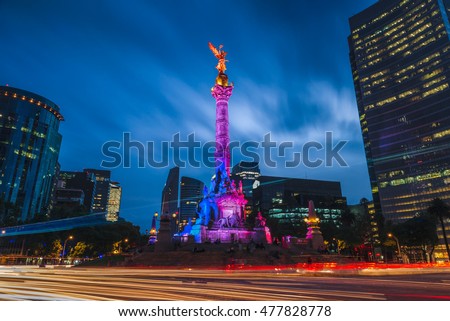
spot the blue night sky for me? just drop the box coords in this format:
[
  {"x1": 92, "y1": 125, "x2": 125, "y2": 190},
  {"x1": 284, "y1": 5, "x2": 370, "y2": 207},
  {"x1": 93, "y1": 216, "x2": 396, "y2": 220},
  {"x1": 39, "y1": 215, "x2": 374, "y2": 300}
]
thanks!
[{"x1": 1, "y1": 0, "x2": 378, "y2": 231}]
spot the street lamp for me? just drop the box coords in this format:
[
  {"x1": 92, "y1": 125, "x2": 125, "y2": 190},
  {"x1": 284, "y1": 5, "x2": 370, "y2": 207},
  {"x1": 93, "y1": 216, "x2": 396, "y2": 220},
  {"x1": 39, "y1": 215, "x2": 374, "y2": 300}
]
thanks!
[
  {"x1": 61, "y1": 235, "x2": 73, "y2": 263},
  {"x1": 171, "y1": 212, "x2": 179, "y2": 234},
  {"x1": 118, "y1": 238, "x2": 128, "y2": 253},
  {"x1": 388, "y1": 233, "x2": 402, "y2": 262}
]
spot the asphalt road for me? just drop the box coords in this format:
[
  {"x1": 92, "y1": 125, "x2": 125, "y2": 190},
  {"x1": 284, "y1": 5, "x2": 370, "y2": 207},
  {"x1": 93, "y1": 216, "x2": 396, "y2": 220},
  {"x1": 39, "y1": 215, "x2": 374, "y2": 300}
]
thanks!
[{"x1": 0, "y1": 266, "x2": 449, "y2": 300}]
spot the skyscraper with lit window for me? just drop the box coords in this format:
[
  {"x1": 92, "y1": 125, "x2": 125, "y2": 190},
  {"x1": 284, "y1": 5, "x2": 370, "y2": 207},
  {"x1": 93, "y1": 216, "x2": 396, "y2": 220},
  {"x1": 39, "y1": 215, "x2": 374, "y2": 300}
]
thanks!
[
  {"x1": 179, "y1": 176, "x2": 204, "y2": 224},
  {"x1": 107, "y1": 181, "x2": 122, "y2": 222},
  {"x1": 252, "y1": 176, "x2": 346, "y2": 237},
  {"x1": 349, "y1": 0, "x2": 450, "y2": 259},
  {"x1": 0, "y1": 86, "x2": 63, "y2": 222},
  {"x1": 58, "y1": 170, "x2": 96, "y2": 212},
  {"x1": 84, "y1": 169, "x2": 111, "y2": 213},
  {"x1": 160, "y1": 166, "x2": 179, "y2": 217}
]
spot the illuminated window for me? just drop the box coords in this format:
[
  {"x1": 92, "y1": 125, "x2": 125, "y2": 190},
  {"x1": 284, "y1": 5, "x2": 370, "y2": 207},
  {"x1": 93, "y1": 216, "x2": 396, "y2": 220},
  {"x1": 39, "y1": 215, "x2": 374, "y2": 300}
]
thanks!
[
  {"x1": 364, "y1": 104, "x2": 375, "y2": 112},
  {"x1": 398, "y1": 88, "x2": 419, "y2": 98},
  {"x1": 422, "y1": 83, "x2": 449, "y2": 98},
  {"x1": 413, "y1": 37, "x2": 436, "y2": 51},
  {"x1": 376, "y1": 95, "x2": 397, "y2": 107},
  {"x1": 390, "y1": 43, "x2": 409, "y2": 56},
  {"x1": 433, "y1": 129, "x2": 450, "y2": 139},
  {"x1": 421, "y1": 68, "x2": 444, "y2": 81},
  {"x1": 395, "y1": 65, "x2": 415, "y2": 76},
  {"x1": 423, "y1": 76, "x2": 446, "y2": 88}
]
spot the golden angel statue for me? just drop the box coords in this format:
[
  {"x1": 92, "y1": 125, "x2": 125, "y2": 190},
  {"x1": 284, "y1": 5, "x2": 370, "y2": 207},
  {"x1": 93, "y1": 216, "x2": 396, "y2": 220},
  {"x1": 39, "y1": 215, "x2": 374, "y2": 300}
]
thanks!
[{"x1": 208, "y1": 42, "x2": 228, "y2": 73}]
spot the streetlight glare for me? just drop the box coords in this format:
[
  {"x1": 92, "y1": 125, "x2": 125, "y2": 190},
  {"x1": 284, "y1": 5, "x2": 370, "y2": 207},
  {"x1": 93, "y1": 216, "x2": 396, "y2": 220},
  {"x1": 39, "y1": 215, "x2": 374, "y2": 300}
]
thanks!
[
  {"x1": 387, "y1": 233, "x2": 402, "y2": 263},
  {"x1": 61, "y1": 235, "x2": 74, "y2": 264}
]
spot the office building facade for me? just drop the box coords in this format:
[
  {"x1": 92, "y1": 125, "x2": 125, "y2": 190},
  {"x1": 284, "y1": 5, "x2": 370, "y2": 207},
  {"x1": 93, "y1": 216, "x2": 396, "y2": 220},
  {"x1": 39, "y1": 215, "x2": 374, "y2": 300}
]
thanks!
[
  {"x1": 252, "y1": 176, "x2": 346, "y2": 237},
  {"x1": 84, "y1": 169, "x2": 111, "y2": 213},
  {"x1": 55, "y1": 188, "x2": 85, "y2": 207},
  {"x1": 160, "y1": 166, "x2": 179, "y2": 216},
  {"x1": 58, "y1": 170, "x2": 96, "y2": 212},
  {"x1": 57, "y1": 169, "x2": 120, "y2": 221},
  {"x1": 0, "y1": 86, "x2": 63, "y2": 221},
  {"x1": 179, "y1": 176, "x2": 204, "y2": 224},
  {"x1": 107, "y1": 182, "x2": 121, "y2": 222},
  {"x1": 349, "y1": 0, "x2": 450, "y2": 259}
]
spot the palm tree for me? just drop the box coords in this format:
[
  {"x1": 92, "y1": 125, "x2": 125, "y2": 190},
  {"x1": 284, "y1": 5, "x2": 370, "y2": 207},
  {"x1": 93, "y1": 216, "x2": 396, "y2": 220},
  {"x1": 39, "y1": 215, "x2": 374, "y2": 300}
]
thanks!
[{"x1": 428, "y1": 198, "x2": 450, "y2": 260}]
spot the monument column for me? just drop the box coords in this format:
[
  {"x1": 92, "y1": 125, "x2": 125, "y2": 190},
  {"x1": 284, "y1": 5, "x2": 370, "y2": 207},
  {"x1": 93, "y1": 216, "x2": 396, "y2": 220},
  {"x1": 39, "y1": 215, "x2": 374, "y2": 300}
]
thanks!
[
  {"x1": 209, "y1": 42, "x2": 233, "y2": 175},
  {"x1": 212, "y1": 82, "x2": 233, "y2": 173},
  {"x1": 186, "y1": 42, "x2": 269, "y2": 244}
]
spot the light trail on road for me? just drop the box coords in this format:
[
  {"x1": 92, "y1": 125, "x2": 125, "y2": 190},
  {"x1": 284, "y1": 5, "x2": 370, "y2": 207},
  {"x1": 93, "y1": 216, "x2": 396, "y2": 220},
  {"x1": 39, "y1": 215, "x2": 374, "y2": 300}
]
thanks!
[{"x1": 1, "y1": 267, "x2": 449, "y2": 300}]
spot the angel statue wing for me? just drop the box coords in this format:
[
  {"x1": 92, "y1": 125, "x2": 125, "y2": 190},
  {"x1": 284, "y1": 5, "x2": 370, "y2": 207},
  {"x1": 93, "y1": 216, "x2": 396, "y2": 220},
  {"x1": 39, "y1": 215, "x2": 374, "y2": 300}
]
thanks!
[
  {"x1": 208, "y1": 42, "x2": 228, "y2": 73},
  {"x1": 208, "y1": 42, "x2": 220, "y2": 58}
]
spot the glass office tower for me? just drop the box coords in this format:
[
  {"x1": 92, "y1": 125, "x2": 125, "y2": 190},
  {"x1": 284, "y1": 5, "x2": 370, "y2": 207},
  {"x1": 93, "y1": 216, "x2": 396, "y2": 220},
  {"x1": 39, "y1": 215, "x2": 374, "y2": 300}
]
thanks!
[
  {"x1": 349, "y1": 0, "x2": 450, "y2": 259},
  {"x1": 161, "y1": 166, "x2": 179, "y2": 217},
  {"x1": 107, "y1": 181, "x2": 122, "y2": 222},
  {"x1": 0, "y1": 86, "x2": 63, "y2": 222},
  {"x1": 179, "y1": 176, "x2": 204, "y2": 223},
  {"x1": 84, "y1": 169, "x2": 111, "y2": 213},
  {"x1": 252, "y1": 176, "x2": 347, "y2": 237}
]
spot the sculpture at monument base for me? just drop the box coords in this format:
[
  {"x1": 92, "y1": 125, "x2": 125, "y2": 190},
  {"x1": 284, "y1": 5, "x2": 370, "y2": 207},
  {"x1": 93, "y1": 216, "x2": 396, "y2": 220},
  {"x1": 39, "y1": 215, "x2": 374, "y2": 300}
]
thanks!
[
  {"x1": 255, "y1": 212, "x2": 266, "y2": 228},
  {"x1": 188, "y1": 160, "x2": 271, "y2": 244}
]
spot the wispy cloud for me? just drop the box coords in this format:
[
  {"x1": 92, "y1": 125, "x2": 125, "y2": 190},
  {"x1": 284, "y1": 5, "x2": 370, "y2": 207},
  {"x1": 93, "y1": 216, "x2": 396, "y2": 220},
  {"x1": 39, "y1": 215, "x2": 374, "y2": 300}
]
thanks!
[{"x1": 0, "y1": 0, "x2": 377, "y2": 230}]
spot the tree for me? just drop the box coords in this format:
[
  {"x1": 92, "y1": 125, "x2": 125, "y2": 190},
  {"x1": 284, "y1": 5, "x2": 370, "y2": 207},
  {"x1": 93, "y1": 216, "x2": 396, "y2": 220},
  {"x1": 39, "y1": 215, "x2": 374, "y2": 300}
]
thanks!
[
  {"x1": 340, "y1": 208, "x2": 355, "y2": 227},
  {"x1": 341, "y1": 207, "x2": 371, "y2": 246},
  {"x1": 319, "y1": 220, "x2": 340, "y2": 243},
  {"x1": 393, "y1": 213, "x2": 438, "y2": 262},
  {"x1": 51, "y1": 239, "x2": 63, "y2": 258},
  {"x1": 428, "y1": 198, "x2": 450, "y2": 259},
  {"x1": 2, "y1": 220, "x2": 141, "y2": 258},
  {"x1": 69, "y1": 242, "x2": 91, "y2": 258},
  {"x1": 328, "y1": 204, "x2": 375, "y2": 258}
]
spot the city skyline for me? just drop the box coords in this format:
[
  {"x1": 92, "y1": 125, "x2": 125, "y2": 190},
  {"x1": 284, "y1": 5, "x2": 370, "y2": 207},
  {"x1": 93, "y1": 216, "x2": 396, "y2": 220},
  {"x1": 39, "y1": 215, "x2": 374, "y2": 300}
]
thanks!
[{"x1": 0, "y1": 0, "x2": 377, "y2": 230}]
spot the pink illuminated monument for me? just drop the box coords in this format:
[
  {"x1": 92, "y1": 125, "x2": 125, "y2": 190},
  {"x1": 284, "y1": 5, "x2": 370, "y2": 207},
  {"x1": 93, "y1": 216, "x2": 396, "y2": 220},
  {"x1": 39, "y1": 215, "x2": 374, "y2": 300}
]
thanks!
[{"x1": 187, "y1": 43, "x2": 271, "y2": 244}]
